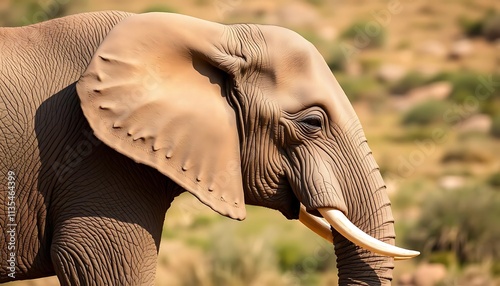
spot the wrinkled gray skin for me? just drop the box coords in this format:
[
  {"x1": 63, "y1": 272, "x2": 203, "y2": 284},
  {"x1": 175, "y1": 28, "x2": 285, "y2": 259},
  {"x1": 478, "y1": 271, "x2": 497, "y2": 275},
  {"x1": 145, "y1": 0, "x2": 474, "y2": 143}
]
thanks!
[{"x1": 1, "y1": 11, "x2": 395, "y2": 285}]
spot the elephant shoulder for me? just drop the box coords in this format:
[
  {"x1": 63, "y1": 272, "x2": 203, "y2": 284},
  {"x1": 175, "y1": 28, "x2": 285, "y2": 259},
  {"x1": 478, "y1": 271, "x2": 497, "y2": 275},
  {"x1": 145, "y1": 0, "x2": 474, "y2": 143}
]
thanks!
[{"x1": 36, "y1": 11, "x2": 134, "y2": 65}]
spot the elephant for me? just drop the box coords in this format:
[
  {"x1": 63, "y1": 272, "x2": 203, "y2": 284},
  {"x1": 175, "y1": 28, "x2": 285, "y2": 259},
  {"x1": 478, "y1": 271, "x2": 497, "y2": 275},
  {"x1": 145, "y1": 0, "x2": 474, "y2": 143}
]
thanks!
[{"x1": 0, "y1": 11, "x2": 418, "y2": 285}]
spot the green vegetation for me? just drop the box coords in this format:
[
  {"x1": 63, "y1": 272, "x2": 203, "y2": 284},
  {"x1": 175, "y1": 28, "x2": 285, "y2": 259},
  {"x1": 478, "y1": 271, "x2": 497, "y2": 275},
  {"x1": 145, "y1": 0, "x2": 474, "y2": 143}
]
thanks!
[
  {"x1": 388, "y1": 127, "x2": 441, "y2": 142},
  {"x1": 359, "y1": 57, "x2": 382, "y2": 73},
  {"x1": 459, "y1": 16, "x2": 486, "y2": 38},
  {"x1": 488, "y1": 172, "x2": 500, "y2": 187},
  {"x1": 441, "y1": 145, "x2": 491, "y2": 164},
  {"x1": 340, "y1": 20, "x2": 387, "y2": 49},
  {"x1": 3, "y1": 1, "x2": 500, "y2": 285},
  {"x1": 430, "y1": 71, "x2": 500, "y2": 116},
  {"x1": 432, "y1": 72, "x2": 479, "y2": 103},
  {"x1": 391, "y1": 180, "x2": 427, "y2": 209},
  {"x1": 336, "y1": 75, "x2": 385, "y2": 102},
  {"x1": 482, "y1": 14, "x2": 500, "y2": 41},
  {"x1": 326, "y1": 45, "x2": 348, "y2": 72},
  {"x1": 402, "y1": 100, "x2": 450, "y2": 126},
  {"x1": 459, "y1": 11, "x2": 500, "y2": 41},
  {"x1": 491, "y1": 115, "x2": 500, "y2": 138},
  {"x1": 3, "y1": 0, "x2": 74, "y2": 26},
  {"x1": 389, "y1": 71, "x2": 430, "y2": 95},
  {"x1": 207, "y1": 233, "x2": 282, "y2": 286},
  {"x1": 407, "y1": 186, "x2": 500, "y2": 265},
  {"x1": 142, "y1": 5, "x2": 177, "y2": 13},
  {"x1": 305, "y1": 0, "x2": 326, "y2": 7}
]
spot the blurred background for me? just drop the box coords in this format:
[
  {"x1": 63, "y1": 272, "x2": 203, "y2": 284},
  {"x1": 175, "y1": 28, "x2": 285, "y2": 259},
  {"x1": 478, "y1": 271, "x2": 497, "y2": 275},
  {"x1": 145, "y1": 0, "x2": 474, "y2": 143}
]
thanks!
[{"x1": 2, "y1": 0, "x2": 500, "y2": 285}]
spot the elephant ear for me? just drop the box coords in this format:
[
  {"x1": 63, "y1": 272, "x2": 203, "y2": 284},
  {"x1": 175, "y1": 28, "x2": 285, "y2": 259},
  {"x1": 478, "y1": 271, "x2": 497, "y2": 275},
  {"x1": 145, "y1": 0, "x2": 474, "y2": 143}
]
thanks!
[{"x1": 76, "y1": 13, "x2": 245, "y2": 220}]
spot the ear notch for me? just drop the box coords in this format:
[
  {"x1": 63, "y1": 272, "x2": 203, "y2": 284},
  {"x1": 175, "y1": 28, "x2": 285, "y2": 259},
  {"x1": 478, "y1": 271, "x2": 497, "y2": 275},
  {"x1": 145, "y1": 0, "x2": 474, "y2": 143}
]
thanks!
[{"x1": 76, "y1": 13, "x2": 246, "y2": 220}]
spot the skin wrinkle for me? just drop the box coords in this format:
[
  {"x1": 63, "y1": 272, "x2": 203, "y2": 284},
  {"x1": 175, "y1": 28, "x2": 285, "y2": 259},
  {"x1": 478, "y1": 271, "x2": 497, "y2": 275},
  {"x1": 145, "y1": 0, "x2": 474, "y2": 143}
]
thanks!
[
  {"x1": 329, "y1": 121, "x2": 395, "y2": 283},
  {"x1": 1, "y1": 12, "x2": 179, "y2": 284},
  {"x1": 286, "y1": 121, "x2": 336, "y2": 208},
  {"x1": 359, "y1": 161, "x2": 386, "y2": 230},
  {"x1": 1, "y1": 12, "x2": 398, "y2": 284},
  {"x1": 336, "y1": 125, "x2": 379, "y2": 226},
  {"x1": 289, "y1": 115, "x2": 391, "y2": 251},
  {"x1": 334, "y1": 233, "x2": 394, "y2": 285},
  {"x1": 244, "y1": 105, "x2": 285, "y2": 204},
  {"x1": 222, "y1": 24, "x2": 296, "y2": 214},
  {"x1": 306, "y1": 149, "x2": 336, "y2": 207},
  {"x1": 280, "y1": 114, "x2": 354, "y2": 213},
  {"x1": 310, "y1": 146, "x2": 342, "y2": 207},
  {"x1": 241, "y1": 109, "x2": 292, "y2": 212}
]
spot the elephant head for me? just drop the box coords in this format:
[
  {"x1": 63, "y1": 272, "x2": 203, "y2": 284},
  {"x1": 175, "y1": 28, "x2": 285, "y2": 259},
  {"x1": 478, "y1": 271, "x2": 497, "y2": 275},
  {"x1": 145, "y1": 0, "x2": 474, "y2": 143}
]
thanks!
[{"x1": 76, "y1": 13, "x2": 418, "y2": 283}]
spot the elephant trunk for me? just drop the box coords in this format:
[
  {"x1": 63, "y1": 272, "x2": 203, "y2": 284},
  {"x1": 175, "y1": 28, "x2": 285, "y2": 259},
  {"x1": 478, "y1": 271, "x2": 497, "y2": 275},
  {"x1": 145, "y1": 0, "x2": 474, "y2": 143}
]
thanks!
[
  {"x1": 332, "y1": 136, "x2": 396, "y2": 285},
  {"x1": 332, "y1": 203, "x2": 395, "y2": 285},
  {"x1": 334, "y1": 234, "x2": 394, "y2": 285},
  {"x1": 297, "y1": 120, "x2": 417, "y2": 283}
]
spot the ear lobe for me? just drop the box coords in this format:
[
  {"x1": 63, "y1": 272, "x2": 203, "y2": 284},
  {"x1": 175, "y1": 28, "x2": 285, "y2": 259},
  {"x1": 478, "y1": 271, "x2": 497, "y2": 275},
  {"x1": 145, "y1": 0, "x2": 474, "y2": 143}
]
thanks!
[{"x1": 76, "y1": 13, "x2": 246, "y2": 220}]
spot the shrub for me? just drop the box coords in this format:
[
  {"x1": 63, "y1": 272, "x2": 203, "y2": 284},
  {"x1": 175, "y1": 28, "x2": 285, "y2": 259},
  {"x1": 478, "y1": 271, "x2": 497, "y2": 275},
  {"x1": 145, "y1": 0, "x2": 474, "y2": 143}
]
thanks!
[
  {"x1": 482, "y1": 14, "x2": 500, "y2": 41},
  {"x1": 327, "y1": 45, "x2": 348, "y2": 72},
  {"x1": 5, "y1": 0, "x2": 73, "y2": 26},
  {"x1": 488, "y1": 172, "x2": 500, "y2": 188},
  {"x1": 360, "y1": 57, "x2": 382, "y2": 72},
  {"x1": 402, "y1": 100, "x2": 450, "y2": 126},
  {"x1": 390, "y1": 71, "x2": 429, "y2": 95},
  {"x1": 340, "y1": 21, "x2": 386, "y2": 49},
  {"x1": 276, "y1": 240, "x2": 310, "y2": 271},
  {"x1": 337, "y1": 75, "x2": 385, "y2": 102},
  {"x1": 142, "y1": 5, "x2": 176, "y2": 13},
  {"x1": 459, "y1": 11, "x2": 500, "y2": 41},
  {"x1": 481, "y1": 99, "x2": 500, "y2": 117},
  {"x1": 407, "y1": 187, "x2": 500, "y2": 265},
  {"x1": 430, "y1": 71, "x2": 500, "y2": 116},
  {"x1": 207, "y1": 227, "x2": 290, "y2": 286},
  {"x1": 274, "y1": 239, "x2": 335, "y2": 284},
  {"x1": 431, "y1": 72, "x2": 481, "y2": 104},
  {"x1": 441, "y1": 145, "x2": 490, "y2": 164},
  {"x1": 190, "y1": 215, "x2": 217, "y2": 229},
  {"x1": 306, "y1": 0, "x2": 325, "y2": 6},
  {"x1": 297, "y1": 30, "x2": 323, "y2": 47},
  {"x1": 491, "y1": 115, "x2": 500, "y2": 138},
  {"x1": 458, "y1": 16, "x2": 484, "y2": 37},
  {"x1": 388, "y1": 127, "x2": 438, "y2": 142}
]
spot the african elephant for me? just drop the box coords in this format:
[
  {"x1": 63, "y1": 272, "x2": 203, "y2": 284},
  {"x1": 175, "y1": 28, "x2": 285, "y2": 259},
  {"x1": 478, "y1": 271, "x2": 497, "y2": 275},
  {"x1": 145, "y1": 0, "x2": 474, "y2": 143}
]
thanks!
[{"x1": 0, "y1": 11, "x2": 418, "y2": 285}]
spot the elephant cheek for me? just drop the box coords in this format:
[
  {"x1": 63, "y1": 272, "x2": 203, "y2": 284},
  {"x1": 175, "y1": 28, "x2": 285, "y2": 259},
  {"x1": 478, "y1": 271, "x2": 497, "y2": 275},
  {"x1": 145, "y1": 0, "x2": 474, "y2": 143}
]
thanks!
[{"x1": 293, "y1": 158, "x2": 348, "y2": 217}]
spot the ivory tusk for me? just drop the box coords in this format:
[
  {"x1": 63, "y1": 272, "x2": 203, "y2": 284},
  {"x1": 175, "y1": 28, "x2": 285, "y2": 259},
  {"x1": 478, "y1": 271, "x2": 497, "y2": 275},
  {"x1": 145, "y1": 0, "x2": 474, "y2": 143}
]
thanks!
[
  {"x1": 318, "y1": 208, "x2": 420, "y2": 259},
  {"x1": 298, "y1": 205, "x2": 333, "y2": 243}
]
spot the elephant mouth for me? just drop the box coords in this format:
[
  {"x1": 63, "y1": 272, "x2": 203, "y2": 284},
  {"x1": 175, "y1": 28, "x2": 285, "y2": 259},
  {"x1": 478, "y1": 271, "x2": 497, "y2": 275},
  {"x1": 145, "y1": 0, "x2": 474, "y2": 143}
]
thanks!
[{"x1": 298, "y1": 205, "x2": 420, "y2": 260}]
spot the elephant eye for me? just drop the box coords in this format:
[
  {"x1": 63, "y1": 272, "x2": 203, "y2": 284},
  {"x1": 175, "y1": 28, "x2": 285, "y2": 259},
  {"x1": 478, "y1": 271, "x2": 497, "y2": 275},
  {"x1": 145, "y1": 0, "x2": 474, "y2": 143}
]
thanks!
[{"x1": 301, "y1": 115, "x2": 323, "y2": 129}]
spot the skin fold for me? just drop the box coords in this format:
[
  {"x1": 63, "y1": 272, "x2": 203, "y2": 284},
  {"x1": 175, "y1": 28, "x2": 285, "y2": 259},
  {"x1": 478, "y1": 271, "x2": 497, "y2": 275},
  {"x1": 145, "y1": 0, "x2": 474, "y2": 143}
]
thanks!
[{"x1": 0, "y1": 11, "x2": 415, "y2": 285}]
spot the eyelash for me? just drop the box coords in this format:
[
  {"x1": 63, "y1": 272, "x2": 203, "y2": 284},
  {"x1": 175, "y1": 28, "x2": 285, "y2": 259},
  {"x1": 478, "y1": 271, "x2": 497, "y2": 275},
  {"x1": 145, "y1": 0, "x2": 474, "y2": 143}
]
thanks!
[{"x1": 301, "y1": 116, "x2": 322, "y2": 128}]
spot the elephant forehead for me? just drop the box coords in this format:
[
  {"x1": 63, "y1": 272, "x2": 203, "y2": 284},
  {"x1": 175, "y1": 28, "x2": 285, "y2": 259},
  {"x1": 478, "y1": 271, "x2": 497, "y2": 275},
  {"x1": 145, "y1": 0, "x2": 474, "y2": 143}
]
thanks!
[{"x1": 273, "y1": 74, "x2": 356, "y2": 124}]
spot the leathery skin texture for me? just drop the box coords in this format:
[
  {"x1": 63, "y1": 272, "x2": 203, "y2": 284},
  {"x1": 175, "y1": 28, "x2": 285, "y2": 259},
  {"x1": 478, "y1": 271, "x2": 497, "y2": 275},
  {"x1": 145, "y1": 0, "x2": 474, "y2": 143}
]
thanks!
[{"x1": 0, "y1": 11, "x2": 413, "y2": 285}]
